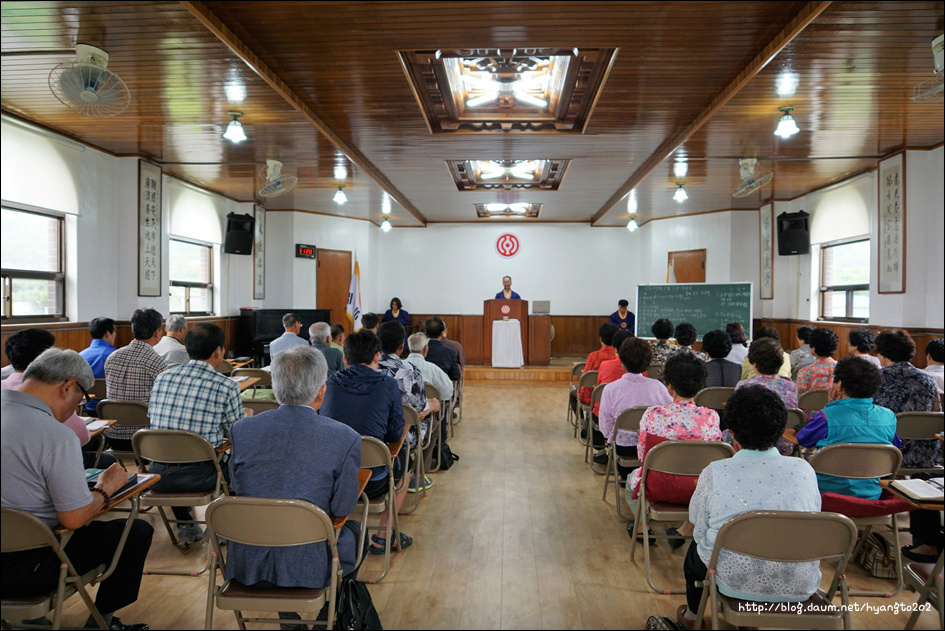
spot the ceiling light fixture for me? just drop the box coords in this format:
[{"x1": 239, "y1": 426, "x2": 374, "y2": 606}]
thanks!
[
  {"x1": 222, "y1": 112, "x2": 246, "y2": 143},
  {"x1": 381, "y1": 194, "x2": 391, "y2": 215},
  {"x1": 380, "y1": 218, "x2": 392, "y2": 232},
  {"x1": 673, "y1": 183, "x2": 688, "y2": 203},
  {"x1": 334, "y1": 164, "x2": 347, "y2": 181},
  {"x1": 626, "y1": 216, "x2": 639, "y2": 232},
  {"x1": 774, "y1": 106, "x2": 800, "y2": 138},
  {"x1": 333, "y1": 185, "x2": 347, "y2": 205},
  {"x1": 673, "y1": 160, "x2": 688, "y2": 179}
]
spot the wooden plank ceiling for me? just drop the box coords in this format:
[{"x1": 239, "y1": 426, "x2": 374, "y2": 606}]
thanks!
[{"x1": 2, "y1": 1, "x2": 942, "y2": 228}]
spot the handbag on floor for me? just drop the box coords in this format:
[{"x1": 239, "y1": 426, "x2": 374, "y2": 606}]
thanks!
[
  {"x1": 334, "y1": 577, "x2": 382, "y2": 630},
  {"x1": 855, "y1": 531, "x2": 898, "y2": 579},
  {"x1": 644, "y1": 615, "x2": 685, "y2": 630}
]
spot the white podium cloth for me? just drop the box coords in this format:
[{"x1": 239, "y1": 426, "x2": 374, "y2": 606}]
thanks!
[{"x1": 492, "y1": 319, "x2": 524, "y2": 368}]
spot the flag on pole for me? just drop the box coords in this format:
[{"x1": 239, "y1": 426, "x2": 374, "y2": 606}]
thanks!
[
  {"x1": 345, "y1": 258, "x2": 363, "y2": 331},
  {"x1": 667, "y1": 257, "x2": 677, "y2": 283}
]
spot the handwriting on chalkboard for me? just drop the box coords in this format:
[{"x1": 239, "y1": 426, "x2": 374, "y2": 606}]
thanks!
[{"x1": 636, "y1": 283, "x2": 752, "y2": 339}]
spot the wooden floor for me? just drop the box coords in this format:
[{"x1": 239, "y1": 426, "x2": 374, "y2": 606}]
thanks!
[{"x1": 60, "y1": 383, "x2": 940, "y2": 630}]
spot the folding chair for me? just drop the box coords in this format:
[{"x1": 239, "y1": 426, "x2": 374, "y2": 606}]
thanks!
[
  {"x1": 400, "y1": 403, "x2": 425, "y2": 515},
  {"x1": 601, "y1": 406, "x2": 648, "y2": 520},
  {"x1": 647, "y1": 364, "x2": 662, "y2": 380},
  {"x1": 693, "y1": 510, "x2": 858, "y2": 630},
  {"x1": 231, "y1": 368, "x2": 272, "y2": 398},
  {"x1": 354, "y1": 436, "x2": 400, "y2": 584},
  {"x1": 692, "y1": 387, "x2": 735, "y2": 410},
  {"x1": 903, "y1": 553, "x2": 944, "y2": 630},
  {"x1": 215, "y1": 359, "x2": 234, "y2": 375},
  {"x1": 241, "y1": 399, "x2": 279, "y2": 415},
  {"x1": 1, "y1": 507, "x2": 140, "y2": 630},
  {"x1": 896, "y1": 411, "x2": 945, "y2": 476},
  {"x1": 630, "y1": 440, "x2": 735, "y2": 594},
  {"x1": 204, "y1": 497, "x2": 341, "y2": 630},
  {"x1": 424, "y1": 383, "x2": 448, "y2": 473},
  {"x1": 96, "y1": 400, "x2": 150, "y2": 466},
  {"x1": 576, "y1": 370, "x2": 598, "y2": 442},
  {"x1": 567, "y1": 361, "x2": 585, "y2": 428},
  {"x1": 808, "y1": 442, "x2": 907, "y2": 596},
  {"x1": 585, "y1": 383, "x2": 607, "y2": 464},
  {"x1": 798, "y1": 388, "x2": 828, "y2": 412},
  {"x1": 450, "y1": 364, "x2": 464, "y2": 434},
  {"x1": 132, "y1": 429, "x2": 229, "y2": 576}
]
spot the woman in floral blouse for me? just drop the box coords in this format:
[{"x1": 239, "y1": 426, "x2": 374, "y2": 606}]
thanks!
[
  {"x1": 796, "y1": 327, "x2": 839, "y2": 394},
  {"x1": 736, "y1": 338, "x2": 798, "y2": 455},
  {"x1": 627, "y1": 353, "x2": 721, "y2": 498},
  {"x1": 672, "y1": 322, "x2": 709, "y2": 362},
  {"x1": 650, "y1": 318, "x2": 676, "y2": 365}
]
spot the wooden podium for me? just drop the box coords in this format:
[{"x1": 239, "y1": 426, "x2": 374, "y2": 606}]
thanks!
[{"x1": 483, "y1": 299, "x2": 550, "y2": 366}]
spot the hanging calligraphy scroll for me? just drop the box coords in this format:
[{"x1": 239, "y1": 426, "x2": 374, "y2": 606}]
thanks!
[
  {"x1": 137, "y1": 160, "x2": 163, "y2": 297},
  {"x1": 877, "y1": 153, "x2": 906, "y2": 294},
  {"x1": 253, "y1": 204, "x2": 266, "y2": 300},
  {"x1": 759, "y1": 203, "x2": 774, "y2": 300}
]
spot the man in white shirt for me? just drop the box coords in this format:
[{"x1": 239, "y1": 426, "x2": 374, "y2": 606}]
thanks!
[
  {"x1": 153, "y1": 314, "x2": 189, "y2": 368},
  {"x1": 405, "y1": 332, "x2": 453, "y2": 400},
  {"x1": 922, "y1": 338, "x2": 944, "y2": 393},
  {"x1": 268, "y1": 313, "x2": 309, "y2": 358}
]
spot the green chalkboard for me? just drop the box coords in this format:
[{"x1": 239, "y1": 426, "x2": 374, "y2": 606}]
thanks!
[{"x1": 636, "y1": 283, "x2": 753, "y2": 339}]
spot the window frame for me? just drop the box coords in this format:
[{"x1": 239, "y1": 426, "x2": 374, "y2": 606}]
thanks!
[
  {"x1": 169, "y1": 237, "x2": 214, "y2": 316},
  {"x1": 1, "y1": 205, "x2": 66, "y2": 323},
  {"x1": 818, "y1": 236, "x2": 870, "y2": 323}
]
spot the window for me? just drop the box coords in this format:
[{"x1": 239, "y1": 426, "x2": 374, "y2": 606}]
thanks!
[
  {"x1": 169, "y1": 238, "x2": 213, "y2": 315},
  {"x1": 1, "y1": 207, "x2": 65, "y2": 321},
  {"x1": 820, "y1": 238, "x2": 869, "y2": 322}
]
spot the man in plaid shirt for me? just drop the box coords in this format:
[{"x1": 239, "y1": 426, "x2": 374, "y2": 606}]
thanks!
[
  {"x1": 103, "y1": 308, "x2": 168, "y2": 451},
  {"x1": 147, "y1": 323, "x2": 244, "y2": 544}
]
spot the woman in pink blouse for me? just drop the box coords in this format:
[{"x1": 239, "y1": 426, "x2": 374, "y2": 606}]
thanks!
[
  {"x1": 627, "y1": 353, "x2": 721, "y2": 503},
  {"x1": 796, "y1": 327, "x2": 838, "y2": 394}
]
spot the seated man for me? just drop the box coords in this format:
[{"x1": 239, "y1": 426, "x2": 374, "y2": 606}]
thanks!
[
  {"x1": 2, "y1": 328, "x2": 118, "y2": 469},
  {"x1": 922, "y1": 337, "x2": 944, "y2": 393},
  {"x1": 609, "y1": 299, "x2": 635, "y2": 335},
  {"x1": 330, "y1": 322, "x2": 346, "y2": 351},
  {"x1": 432, "y1": 316, "x2": 466, "y2": 368},
  {"x1": 377, "y1": 322, "x2": 439, "y2": 486},
  {"x1": 103, "y1": 308, "x2": 168, "y2": 452},
  {"x1": 320, "y1": 330, "x2": 412, "y2": 554},
  {"x1": 227, "y1": 345, "x2": 361, "y2": 624},
  {"x1": 677, "y1": 385, "x2": 821, "y2": 630},
  {"x1": 79, "y1": 316, "x2": 118, "y2": 378},
  {"x1": 424, "y1": 318, "x2": 461, "y2": 381},
  {"x1": 1, "y1": 348, "x2": 152, "y2": 631},
  {"x1": 309, "y1": 321, "x2": 344, "y2": 374},
  {"x1": 152, "y1": 314, "x2": 189, "y2": 368},
  {"x1": 360, "y1": 312, "x2": 380, "y2": 334},
  {"x1": 269, "y1": 313, "x2": 309, "y2": 358},
  {"x1": 147, "y1": 323, "x2": 245, "y2": 544},
  {"x1": 797, "y1": 356, "x2": 900, "y2": 499}
]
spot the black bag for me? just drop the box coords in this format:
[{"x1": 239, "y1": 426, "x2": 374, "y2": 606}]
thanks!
[
  {"x1": 643, "y1": 615, "x2": 685, "y2": 630},
  {"x1": 334, "y1": 577, "x2": 382, "y2": 630},
  {"x1": 437, "y1": 440, "x2": 459, "y2": 470}
]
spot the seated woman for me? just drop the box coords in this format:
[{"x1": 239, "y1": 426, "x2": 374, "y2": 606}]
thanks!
[
  {"x1": 735, "y1": 338, "x2": 798, "y2": 408},
  {"x1": 796, "y1": 356, "x2": 900, "y2": 499},
  {"x1": 590, "y1": 330, "x2": 634, "y2": 468},
  {"x1": 790, "y1": 324, "x2": 816, "y2": 374},
  {"x1": 626, "y1": 353, "x2": 721, "y2": 513},
  {"x1": 796, "y1": 327, "x2": 839, "y2": 394},
  {"x1": 650, "y1": 318, "x2": 676, "y2": 365},
  {"x1": 740, "y1": 327, "x2": 791, "y2": 380},
  {"x1": 227, "y1": 345, "x2": 362, "y2": 624},
  {"x1": 598, "y1": 337, "x2": 672, "y2": 482},
  {"x1": 382, "y1": 297, "x2": 411, "y2": 350},
  {"x1": 701, "y1": 329, "x2": 741, "y2": 388},
  {"x1": 677, "y1": 385, "x2": 822, "y2": 630},
  {"x1": 671, "y1": 322, "x2": 708, "y2": 361},
  {"x1": 848, "y1": 327, "x2": 882, "y2": 369},
  {"x1": 723, "y1": 322, "x2": 749, "y2": 366}
]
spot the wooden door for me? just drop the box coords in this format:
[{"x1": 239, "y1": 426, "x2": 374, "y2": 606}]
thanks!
[
  {"x1": 316, "y1": 249, "x2": 352, "y2": 326},
  {"x1": 668, "y1": 249, "x2": 706, "y2": 283}
]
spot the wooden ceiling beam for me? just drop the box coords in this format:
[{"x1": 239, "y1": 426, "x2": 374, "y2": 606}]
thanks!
[
  {"x1": 590, "y1": 0, "x2": 832, "y2": 226},
  {"x1": 180, "y1": 0, "x2": 427, "y2": 226}
]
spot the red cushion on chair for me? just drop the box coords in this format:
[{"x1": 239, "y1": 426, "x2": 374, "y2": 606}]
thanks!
[
  {"x1": 632, "y1": 435, "x2": 700, "y2": 504},
  {"x1": 820, "y1": 491, "x2": 915, "y2": 518}
]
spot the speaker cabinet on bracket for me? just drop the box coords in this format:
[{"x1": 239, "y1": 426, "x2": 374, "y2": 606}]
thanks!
[
  {"x1": 223, "y1": 213, "x2": 255, "y2": 255},
  {"x1": 776, "y1": 210, "x2": 810, "y2": 255}
]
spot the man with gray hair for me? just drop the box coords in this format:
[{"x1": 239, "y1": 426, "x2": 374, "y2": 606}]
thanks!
[
  {"x1": 309, "y1": 321, "x2": 344, "y2": 374},
  {"x1": 153, "y1": 314, "x2": 189, "y2": 368},
  {"x1": 269, "y1": 312, "x2": 308, "y2": 359},
  {"x1": 406, "y1": 332, "x2": 453, "y2": 400},
  {"x1": 1, "y1": 348, "x2": 153, "y2": 630},
  {"x1": 226, "y1": 345, "x2": 362, "y2": 618}
]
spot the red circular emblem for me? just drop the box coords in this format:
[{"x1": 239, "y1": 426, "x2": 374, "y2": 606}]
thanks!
[
  {"x1": 495, "y1": 233, "x2": 520, "y2": 258},
  {"x1": 500, "y1": 305, "x2": 511, "y2": 315}
]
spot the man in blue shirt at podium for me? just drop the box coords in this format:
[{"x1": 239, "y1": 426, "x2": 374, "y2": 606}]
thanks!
[
  {"x1": 495, "y1": 276, "x2": 521, "y2": 300},
  {"x1": 609, "y1": 299, "x2": 635, "y2": 335}
]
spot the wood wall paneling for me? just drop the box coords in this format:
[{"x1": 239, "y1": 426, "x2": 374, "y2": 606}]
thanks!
[{"x1": 528, "y1": 315, "x2": 552, "y2": 365}]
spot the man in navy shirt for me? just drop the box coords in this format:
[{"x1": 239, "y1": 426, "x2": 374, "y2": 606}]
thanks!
[
  {"x1": 495, "y1": 275, "x2": 521, "y2": 300},
  {"x1": 608, "y1": 299, "x2": 635, "y2": 335}
]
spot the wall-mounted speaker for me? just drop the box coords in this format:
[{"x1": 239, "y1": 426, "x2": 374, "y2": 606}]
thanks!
[
  {"x1": 776, "y1": 210, "x2": 810, "y2": 255},
  {"x1": 223, "y1": 213, "x2": 255, "y2": 255}
]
